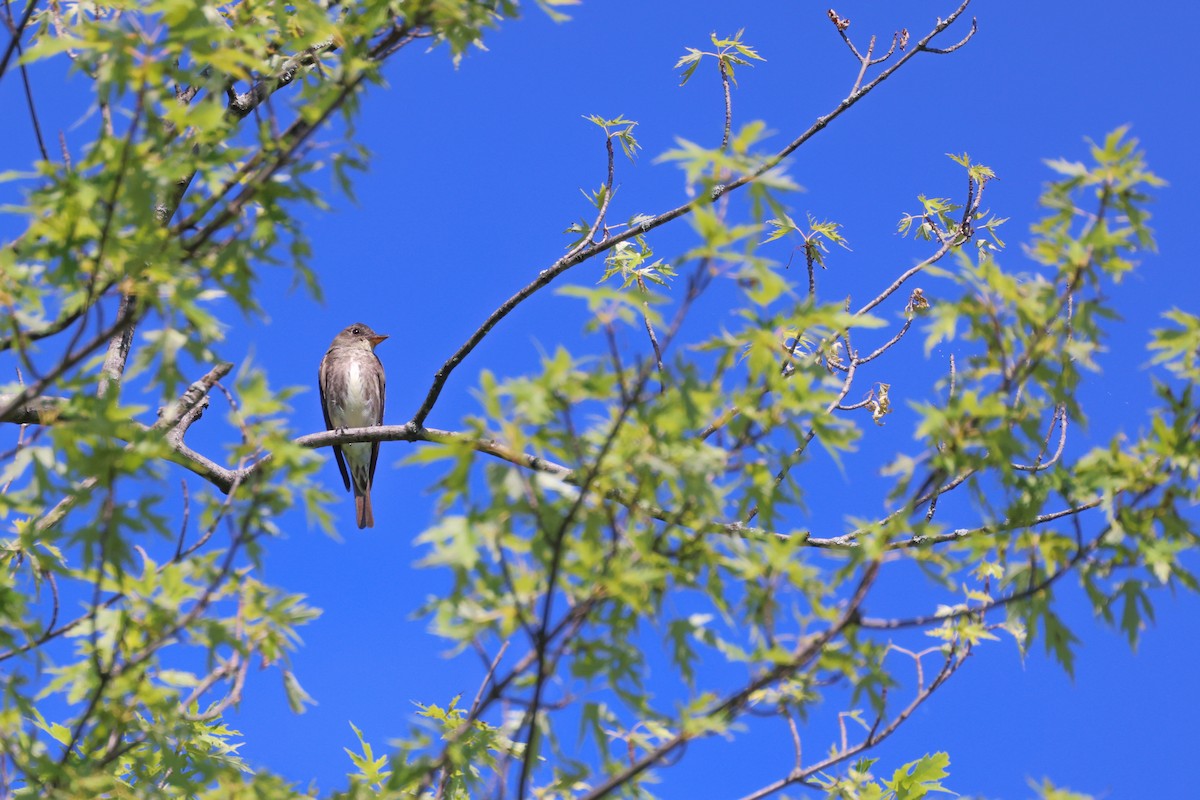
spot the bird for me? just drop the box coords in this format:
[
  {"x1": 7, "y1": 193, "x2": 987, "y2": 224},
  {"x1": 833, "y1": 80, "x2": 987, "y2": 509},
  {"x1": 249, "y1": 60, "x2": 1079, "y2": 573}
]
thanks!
[{"x1": 318, "y1": 323, "x2": 388, "y2": 529}]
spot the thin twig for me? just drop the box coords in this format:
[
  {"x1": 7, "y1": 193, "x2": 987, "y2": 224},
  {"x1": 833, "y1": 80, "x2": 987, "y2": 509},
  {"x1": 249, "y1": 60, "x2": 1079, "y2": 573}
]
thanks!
[
  {"x1": 0, "y1": 0, "x2": 35, "y2": 82},
  {"x1": 4, "y1": 0, "x2": 48, "y2": 161},
  {"x1": 719, "y1": 58, "x2": 733, "y2": 151}
]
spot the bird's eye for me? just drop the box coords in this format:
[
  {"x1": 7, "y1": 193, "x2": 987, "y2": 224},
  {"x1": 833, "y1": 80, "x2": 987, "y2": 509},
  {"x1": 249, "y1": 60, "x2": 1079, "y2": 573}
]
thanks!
[{"x1": 351, "y1": 326, "x2": 360, "y2": 335}]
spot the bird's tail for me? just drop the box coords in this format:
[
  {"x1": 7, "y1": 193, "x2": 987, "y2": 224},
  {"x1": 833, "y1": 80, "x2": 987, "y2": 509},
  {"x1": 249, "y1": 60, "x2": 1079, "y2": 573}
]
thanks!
[{"x1": 355, "y1": 489, "x2": 374, "y2": 529}]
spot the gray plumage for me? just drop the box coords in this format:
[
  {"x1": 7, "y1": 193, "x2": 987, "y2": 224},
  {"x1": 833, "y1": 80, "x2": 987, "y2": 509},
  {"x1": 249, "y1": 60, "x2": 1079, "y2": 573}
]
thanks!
[{"x1": 319, "y1": 323, "x2": 388, "y2": 529}]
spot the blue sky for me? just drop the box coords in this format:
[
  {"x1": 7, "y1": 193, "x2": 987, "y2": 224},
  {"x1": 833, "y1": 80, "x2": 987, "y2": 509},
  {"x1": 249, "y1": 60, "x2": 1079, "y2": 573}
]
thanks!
[{"x1": 3, "y1": 1, "x2": 1199, "y2": 796}]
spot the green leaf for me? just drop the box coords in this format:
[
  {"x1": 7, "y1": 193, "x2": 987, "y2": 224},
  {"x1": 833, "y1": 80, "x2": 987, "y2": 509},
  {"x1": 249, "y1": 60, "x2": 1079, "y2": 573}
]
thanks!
[
  {"x1": 886, "y1": 752, "x2": 953, "y2": 799},
  {"x1": 282, "y1": 670, "x2": 316, "y2": 714}
]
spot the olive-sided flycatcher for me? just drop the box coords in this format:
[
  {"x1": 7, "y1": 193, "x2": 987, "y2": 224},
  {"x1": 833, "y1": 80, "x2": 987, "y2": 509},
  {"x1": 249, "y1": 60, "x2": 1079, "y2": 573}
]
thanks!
[{"x1": 319, "y1": 323, "x2": 387, "y2": 529}]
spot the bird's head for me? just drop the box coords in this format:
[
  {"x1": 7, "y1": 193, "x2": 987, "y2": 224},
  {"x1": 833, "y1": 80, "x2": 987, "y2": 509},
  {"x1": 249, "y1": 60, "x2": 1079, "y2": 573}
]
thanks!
[{"x1": 333, "y1": 323, "x2": 388, "y2": 350}]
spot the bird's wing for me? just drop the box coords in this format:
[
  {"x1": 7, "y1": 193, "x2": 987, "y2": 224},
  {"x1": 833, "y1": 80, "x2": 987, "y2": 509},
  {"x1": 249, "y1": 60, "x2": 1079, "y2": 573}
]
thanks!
[
  {"x1": 368, "y1": 350, "x2": 385, "y2": 484},
  {"x1": 318, "y1": 351, "x2": 351, "y2": 491}
]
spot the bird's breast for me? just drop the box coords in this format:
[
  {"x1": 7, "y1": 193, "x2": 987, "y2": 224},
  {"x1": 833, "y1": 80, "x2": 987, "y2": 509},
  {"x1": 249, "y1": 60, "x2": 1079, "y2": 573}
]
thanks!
[{"x1": 328, "y1": 354, "x2": 380, "y2": 430}]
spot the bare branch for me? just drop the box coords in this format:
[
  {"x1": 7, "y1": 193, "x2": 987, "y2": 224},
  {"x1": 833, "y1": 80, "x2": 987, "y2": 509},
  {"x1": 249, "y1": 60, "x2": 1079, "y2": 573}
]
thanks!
[
  {"x1": 1013, "y1": 404, "x2": 1068, "y2": 472},
  {"x1": 854, "y1": 239, "x2": 955, "y2": 319},
  {"x1": 855, "y1": 318, "x2": 913, "y2": 365},
  {"x1": 918, "y1": 16, "x2": 978, "y2": 54}
]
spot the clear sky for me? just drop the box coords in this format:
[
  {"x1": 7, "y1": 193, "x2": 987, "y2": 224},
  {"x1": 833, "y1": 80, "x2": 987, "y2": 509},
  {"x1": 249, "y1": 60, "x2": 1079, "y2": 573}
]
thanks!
[{"x1": 2, "y1": 1, "x2": 1198, "y2": 797}]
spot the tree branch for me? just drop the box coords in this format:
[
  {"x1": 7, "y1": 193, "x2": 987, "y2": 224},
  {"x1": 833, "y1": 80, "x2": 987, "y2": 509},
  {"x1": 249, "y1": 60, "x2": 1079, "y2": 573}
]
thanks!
[
  {"x1": 0, "y1": 0, "x2": 34, "y2": 82},
  {"x1": 738, "y1": 641, "x2": 970, "y2": 800},
  {"x1": 577, "y1": 560, "x2": 881, "y2": 800},
  {"x1": 408, "y1": 0, "x2": 978, "y2": 428},
  {"x1": 0, "y1": 306, "x2": 140, "y2": 424}
]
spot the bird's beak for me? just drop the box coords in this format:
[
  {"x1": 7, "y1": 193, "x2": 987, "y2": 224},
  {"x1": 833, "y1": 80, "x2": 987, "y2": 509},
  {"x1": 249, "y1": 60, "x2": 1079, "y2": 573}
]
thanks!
[{"x1": 368, "y1": 334, "x2": 388, "y2": 349}]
